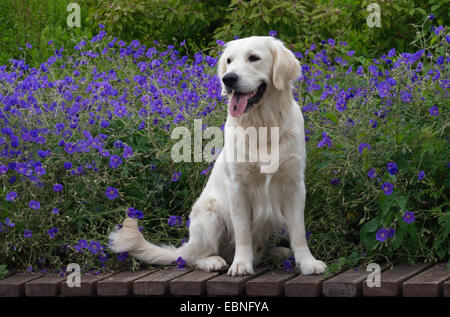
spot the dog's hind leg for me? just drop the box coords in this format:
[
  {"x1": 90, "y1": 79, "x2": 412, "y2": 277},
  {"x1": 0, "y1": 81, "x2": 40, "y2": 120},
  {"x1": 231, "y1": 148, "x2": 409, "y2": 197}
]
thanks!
[{"x1": 177, "y1": 196, "x2": 229, "y2": 272}]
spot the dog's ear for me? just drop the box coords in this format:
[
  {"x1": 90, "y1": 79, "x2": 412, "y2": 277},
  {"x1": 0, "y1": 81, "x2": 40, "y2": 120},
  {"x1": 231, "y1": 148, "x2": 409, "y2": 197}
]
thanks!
[
  {"x1": 271, "y1": 39, "x2": 301, "y2": 91},
  {"x1": 217, "y1": 50, "x2": 227, "y2": 79},
  {"x1": 217, "y1": 46, "x2": 229, "y2": 96}
]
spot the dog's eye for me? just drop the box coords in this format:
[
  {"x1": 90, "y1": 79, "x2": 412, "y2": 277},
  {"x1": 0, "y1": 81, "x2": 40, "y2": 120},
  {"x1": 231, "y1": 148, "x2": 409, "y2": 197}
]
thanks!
[
  {"x1": 226, "y1": 58, "x2": 231, "y2": 64},
  {"x1": 248, "y1": 55, "x2": 260, "y2": 62}
]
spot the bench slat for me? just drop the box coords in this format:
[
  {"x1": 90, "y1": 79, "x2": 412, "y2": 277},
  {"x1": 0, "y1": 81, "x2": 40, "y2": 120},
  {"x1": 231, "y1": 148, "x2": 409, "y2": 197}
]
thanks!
[
  {"x1": 97, "y1": 270, "x2": 154, "y2": 296},
  {"x1": 323, "y1": 266, "x2": 387, "y2": 297},
  {"x1": 246, "y1": 270, "x2": 296, "y2": 297},
  {"x1": 25, "y1": 273, "x2": 67, "y2": 297},
  {"x1": 61, "y1": 272, "x2": 115, "y2": 296},
  {"x1": 362, "y1": 263, "x2": 431, "y2": 297},
  {"x1": 133, "y1": 267, "x2": 192, "y2": 296},
  {"x1": 0, "y1": 273, "x2": 44, "y2": 297},
  {"x1": 402, "y1": 264, "x2": 450, "y2": 297},
  {"x1": 284, "y1": 270, "x2": 342, "y2": 297},
  {"x1": 170, "y1": 270, "x2": 219, "y2": 296},
  {"x1": 207, "y1": 267, "x2": 268, "y2": 296},
  {"x1": 443, "y1": 279, "x2": 450, "y2": 297}
]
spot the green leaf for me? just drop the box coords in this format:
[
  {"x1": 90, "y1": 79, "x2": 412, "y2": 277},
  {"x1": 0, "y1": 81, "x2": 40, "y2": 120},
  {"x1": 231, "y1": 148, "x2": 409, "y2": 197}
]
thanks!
[{"x1": 323, "y1": 112, "x2": 339, "y2": 124}]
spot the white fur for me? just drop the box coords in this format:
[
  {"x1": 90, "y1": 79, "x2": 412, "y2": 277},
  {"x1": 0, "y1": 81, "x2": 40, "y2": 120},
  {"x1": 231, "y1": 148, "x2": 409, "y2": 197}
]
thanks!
[{"x1": 108, "y1": 36, "x2": 326, "y2": 276}]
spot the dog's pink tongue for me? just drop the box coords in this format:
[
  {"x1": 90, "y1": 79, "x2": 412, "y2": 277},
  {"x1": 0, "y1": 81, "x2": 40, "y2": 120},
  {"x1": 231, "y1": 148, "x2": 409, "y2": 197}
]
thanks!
[{"x1": 229, "y1": 92, "x2": 250, "y2": 117}]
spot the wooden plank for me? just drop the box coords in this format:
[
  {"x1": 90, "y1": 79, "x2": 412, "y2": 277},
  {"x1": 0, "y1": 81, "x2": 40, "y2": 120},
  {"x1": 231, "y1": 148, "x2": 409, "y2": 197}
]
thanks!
[
  {"x1": 323, "y1": 266, "x2": 387, "y2": 297},
  {"x1": 363, "y1": 263, "x2": 432, "y2": 297},
  {"x1": 170, "y1": 270, "x2": 219, "y2": 296},
  {"x1": 25, "y1": 273, "x2": 67, "y2": 297},
  {"x1": 443, "y1": 279, "x2": 450, "y2": 297},
  {"x1": 246, "y1": 270, "x2": 296, "y2": 297},
  {"x1": 207, "y1": 267, "x2": 268, "y2": 296},
  {"x1": 61, "y1": 272, "x2": 115, "y2": 297},
  {"x1": 97, "y1": 270, "x2": 154, "y2": 296},
  {"x1": 0, "y1": 273, "x2": 44, "y2": 297},
  {"x1": 284, "y1": 270, "x2": 342, "y2": 297},
  {"x1": 403, "y1": 264, "x2": 450, "y2": 297},
  {"x1": 133, "y1": 267, "x2": 192, "y2": 296}
]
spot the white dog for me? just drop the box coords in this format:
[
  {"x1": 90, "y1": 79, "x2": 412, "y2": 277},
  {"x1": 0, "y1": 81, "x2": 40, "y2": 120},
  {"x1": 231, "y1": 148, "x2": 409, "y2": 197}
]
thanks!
[{"x1": 109, "y1": 36, "x2": 326, "y2": 276}]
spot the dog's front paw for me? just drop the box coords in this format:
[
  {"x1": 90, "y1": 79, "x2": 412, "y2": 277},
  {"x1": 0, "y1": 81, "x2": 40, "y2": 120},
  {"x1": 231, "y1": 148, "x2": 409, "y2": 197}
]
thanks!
[
  {"x1": 299, "y1": 259, "x2": 327, "y2": 275},
  {"x1": 227, "y1": 259, "x2": 254, "y2": 276}
]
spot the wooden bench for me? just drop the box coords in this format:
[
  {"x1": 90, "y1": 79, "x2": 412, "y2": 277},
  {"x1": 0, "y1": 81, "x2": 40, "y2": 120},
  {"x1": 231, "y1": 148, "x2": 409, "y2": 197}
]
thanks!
[{"x1": 0, "y1": 263, "x2": 448, "y2": 297}]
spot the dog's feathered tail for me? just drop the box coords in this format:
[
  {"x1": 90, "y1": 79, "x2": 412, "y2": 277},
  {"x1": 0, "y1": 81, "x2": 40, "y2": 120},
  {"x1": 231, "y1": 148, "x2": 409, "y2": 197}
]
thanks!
[{"x1": 108, "y1": 218, "x2": 189, "y2": 265}]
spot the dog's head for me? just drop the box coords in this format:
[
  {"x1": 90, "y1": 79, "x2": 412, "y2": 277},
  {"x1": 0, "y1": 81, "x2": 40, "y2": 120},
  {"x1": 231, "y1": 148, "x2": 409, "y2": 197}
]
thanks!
[{"x1": 218, "y1": 36, "x2": 301, "y2": 117}]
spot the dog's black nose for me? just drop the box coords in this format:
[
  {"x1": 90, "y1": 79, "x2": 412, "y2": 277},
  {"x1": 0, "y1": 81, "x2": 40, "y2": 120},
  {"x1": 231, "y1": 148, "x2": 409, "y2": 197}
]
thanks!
[{"x1": 222, "y1": 72, "x2": 239, "y2": 88}]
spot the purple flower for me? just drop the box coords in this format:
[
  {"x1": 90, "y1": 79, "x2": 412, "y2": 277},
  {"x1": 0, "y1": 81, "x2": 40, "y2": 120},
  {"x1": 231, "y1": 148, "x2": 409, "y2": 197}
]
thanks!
[
  {"x1": 35, "y1": 166, "x2": 46, "y2": 176},
  {"x1": 283, "y1": 256, "x2": 296, "y2": 271},
  {"x1": 381, "y1": 182, "x2": 394, "y2": 195},
  {"x1": 53, "y1": 184, "x2": 63, "y2": 192},
  {"x1": 109, "y1": 155, "x2": 122, "y2": 169},
  {"x1": 400, "y1": 91, "x2": 412, "y2": 103},
  {"x1": 168, "y1": 215, "x2": 183, "y2": 227},
  {"x1": 358, "y1": 143, "x2": 371, "y2": 154},
  {"x1": 434, "y1": 25, "x2": 444, "y2": 36},
  {"x1": 29, "y1": 200, "x2": 41, "y2": 210},
  {"x1": 47, "y1": 227, "x2": 58, "y2": 238},
  {"x1": 387, "y1": 48, "x2": 396, "y2": 57},
  {"x1": 89, "y1": 241, "x2": 102, "y2": 255},
  {"x1": 6, "y1": 191, "x2": 18, "y2": 202},
  {"x1": 387, "y1": 162, "x2": 398, "y2": 175},
  {"x1": 268, "y1": 30, "x2": 277, "y2": 37},
  {"x1": 368, "y1": 168, "x2": 377, "y2": 179},
  {"x1": 403, "y1": 211, "x2": 415, "y2": 224},
  {"x1": 347, "y1": 50, "x2": 355, "y2": 56},
  {"x1": 386, "y1": 228, "x2": 395, "y2": 238},
  {"x1": 127, "y1": 207, "x2": 143, "y2": 219},
  {"x1": 64, "y1": 162, "x2": 72, "y2": 170},
  {"x1": 330, "y1": 178, "x2": 340, "y2": 186},
  {"x1": 176, "y1": 256, "x2": 187, "y2": 269},
  {"x1": 171, "y1": 171, "x2": 181, "y2": 182},
  {"x1": 52, "y1": 208, "x2": 60, "y2": 214},
  {"x1": 100, "y1": 120, "x2": 110, "y2": 128},
  {"x1": 118, "y1": 252, "x2": 128, "y2": 261},
  {"x1": 105, "y1": 187, "x2": 119, "y2": 200},
  {"x1": 99, "y1": 252, "x2": 109, "y2": 264},
  {"x1": 0, "y1": 165, "x2": 8, "y2": 174},
  {"x1": 418, "y1": 170, "x2": 426, "y2": 181},
  {"x1": 318, "y1": 132, "x2": 332, "y2": 148},
  {"x1": 377, "y1": 81, "x2": 390, "y2": 98},
  {"x1": 78, "y1": 239, "x2": 88, "y2": 248},
  {"x1": 5, "y1": 217, "x2": 15, "y2": 228},
  {"x1": 24, "y1": 229, "x2": 33, "y2": 238},
  {"x1": 376, "y1": 228, "x2": 389, "y2": 242},
  {"x1": 428, "y1": 105, "x2": 439, "y2": 116}
]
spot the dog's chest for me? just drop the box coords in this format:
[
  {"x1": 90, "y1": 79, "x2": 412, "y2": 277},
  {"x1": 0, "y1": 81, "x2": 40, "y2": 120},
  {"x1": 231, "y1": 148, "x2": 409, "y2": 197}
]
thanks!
[{"x1": 235, "y1": 154, "x2": 303, "y2": 191}]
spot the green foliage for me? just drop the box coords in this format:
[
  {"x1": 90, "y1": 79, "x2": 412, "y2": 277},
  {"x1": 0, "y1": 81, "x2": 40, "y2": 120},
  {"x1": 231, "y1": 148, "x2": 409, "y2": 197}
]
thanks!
[
  {"x1": 0, "y1": 264, "x2": 8, "y2": 279},
  {"x1": 88, "y1": 0, "x2": 228, "y2": 53},
  {"x1": 0, "y1": 0, "x2": 94, "y2": 66},
  {"x1": 214, "y1": 0, "x2": 450, "y2": 57}
]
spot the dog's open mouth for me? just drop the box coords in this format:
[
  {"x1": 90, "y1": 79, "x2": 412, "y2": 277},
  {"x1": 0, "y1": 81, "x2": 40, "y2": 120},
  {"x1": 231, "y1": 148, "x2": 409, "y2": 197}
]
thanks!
[{"x1": 229, "y1": 82, "x2": 267, "y2": 117}]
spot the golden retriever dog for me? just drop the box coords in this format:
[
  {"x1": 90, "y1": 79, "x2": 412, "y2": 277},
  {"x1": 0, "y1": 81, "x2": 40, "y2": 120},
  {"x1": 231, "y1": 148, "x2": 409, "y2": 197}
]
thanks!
[{"x1": 108, "y1": 36, "x2": 326, "y2": 276}]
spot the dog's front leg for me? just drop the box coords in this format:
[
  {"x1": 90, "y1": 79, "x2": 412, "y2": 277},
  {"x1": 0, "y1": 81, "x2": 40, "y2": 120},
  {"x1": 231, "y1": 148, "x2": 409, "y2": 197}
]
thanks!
[
  {"x1": 284, "y1": 180, "x2": 327, "y2": 275},
  {"x1": 226, "y1": 178, "x2": 255, "y2": 276}
]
